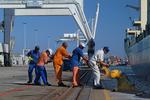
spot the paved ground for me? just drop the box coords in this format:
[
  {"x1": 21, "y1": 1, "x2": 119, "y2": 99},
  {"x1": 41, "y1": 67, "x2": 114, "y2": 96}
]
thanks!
[{"x1": 0, "y1": 64, "x2": 149, "y2": 100}]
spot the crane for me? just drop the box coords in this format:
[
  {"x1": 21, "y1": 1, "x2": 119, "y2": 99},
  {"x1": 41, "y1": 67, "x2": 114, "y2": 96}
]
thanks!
[
  {"x1": 125, "y1": 4, "x2": 140, "y2": 11},
  {"x1": 126, "y1": 4, "x2": 140, "y2": 26}
]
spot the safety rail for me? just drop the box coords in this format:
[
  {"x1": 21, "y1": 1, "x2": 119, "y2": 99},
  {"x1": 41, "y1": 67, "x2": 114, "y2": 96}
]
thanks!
[
  {"x1": 44, "y1": 0, "x2": 75, "y2": 4},
  {"x1": 0, "y1": 0, "x2": 23, "y2": 3},
  {"x1": 0, "y1": 0, "x2": 76, "y2": 4}
]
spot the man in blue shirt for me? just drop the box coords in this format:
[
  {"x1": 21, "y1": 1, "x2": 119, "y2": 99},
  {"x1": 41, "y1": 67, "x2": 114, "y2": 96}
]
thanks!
[
  {"x1": 27, "y1": 46, "x2": 40, "y2": 84},
  {"x1": 71, "y1": 43, "x2": 88, "y2": 87}
]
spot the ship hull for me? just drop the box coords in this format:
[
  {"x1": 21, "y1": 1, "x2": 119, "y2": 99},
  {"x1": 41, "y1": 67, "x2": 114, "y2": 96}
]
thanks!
[{"x1": 125, "y1": 35, "x2": 150, "y2": 81}]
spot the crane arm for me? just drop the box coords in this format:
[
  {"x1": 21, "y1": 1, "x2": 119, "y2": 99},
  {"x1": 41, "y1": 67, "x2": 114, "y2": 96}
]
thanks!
[{"x1": 126, "y1": 4, "x2": 140, "y2": 11}]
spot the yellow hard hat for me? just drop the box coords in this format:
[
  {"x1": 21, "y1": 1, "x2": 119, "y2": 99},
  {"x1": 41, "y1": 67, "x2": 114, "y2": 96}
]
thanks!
[{"x1": 110, "y1": 69, "x2": 121, "y2": 78}]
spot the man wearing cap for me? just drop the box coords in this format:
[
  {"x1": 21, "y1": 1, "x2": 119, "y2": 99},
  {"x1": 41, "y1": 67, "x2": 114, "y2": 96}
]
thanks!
[
  {"x1": 88, "y1": 47, "x2": 110, "y2": 89},
  {"x1": 53, "y1": 42, "x2": 71, "y2": 86},
  {"x1": 26, "y1": 46, "x2": 40, "y2": 84},
  {"x1": 34, "y1": 49, "x2": 52, "y2": 86},
  {"x1": 71, "y1": 42, "x2": 88, "y2": 87}
]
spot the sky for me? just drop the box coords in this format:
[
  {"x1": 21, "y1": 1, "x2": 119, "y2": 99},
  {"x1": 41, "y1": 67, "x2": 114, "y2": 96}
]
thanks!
[{"x1": 0, "y1": 0, "x2": 139, "y2": 57}]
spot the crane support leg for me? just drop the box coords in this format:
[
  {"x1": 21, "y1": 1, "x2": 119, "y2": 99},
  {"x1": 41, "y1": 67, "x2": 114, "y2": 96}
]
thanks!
[{"x1": 4, "y1": 8, "x2": 14, "y2": 66}]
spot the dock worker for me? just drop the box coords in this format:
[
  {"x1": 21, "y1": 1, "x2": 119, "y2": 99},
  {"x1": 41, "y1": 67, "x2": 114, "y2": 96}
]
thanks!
[
  {"x1": 71, "y1": 42, "x2": 88, "y2": 87},
  {"x1": 44, "y1": 49, "x2": 54, "y2": 83},
  {"x1": 53, "y1": 42, "x2": 71, "y2": 87},
  {"x1": 27, "y1": 46, "x2": 40, "y2": 84},
  {"x1": 34, "y1": 49, "x2": 53, "y2": 86},
  {"x1": 88, "y1": 47, "x2": 110, "y2": 89}
]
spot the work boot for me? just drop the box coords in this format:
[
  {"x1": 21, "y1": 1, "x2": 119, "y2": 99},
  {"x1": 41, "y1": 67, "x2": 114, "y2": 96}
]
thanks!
[
  {"x1": 27, "y1": 81, "x2": 32, "y2": 84},
  {"x1": 58, "y1": 82, "x2": 66, "y2": 87},
  {"x1": 93, "y1": 85, "x2": 104, "y2": 89},
  {"x1": 46, "y1": 82, "x2": 52, "y2": 86},
  {"x1": 72, "y1": 85, "x2": 78, "y2": 88},
  {"x1": 72, "y1": 82, "x2": 78, "y2": 87}
]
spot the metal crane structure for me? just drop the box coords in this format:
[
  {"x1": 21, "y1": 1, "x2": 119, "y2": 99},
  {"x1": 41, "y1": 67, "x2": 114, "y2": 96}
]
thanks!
[
  {"x1": 126, "y1": 4, "x2": 140, "y2": 11},
  {"x1": 57, "y1": 30, "x2": 86, "y2": 47},
  {"x1": 0, "y1": 0, "x2": 99, "y2": 66},
  {"x1": 126, "y1": 0, "x2": 147, "y2": 36},
  {"x1": 126, "y1": 0, "x2": 147, "y2": 31}
]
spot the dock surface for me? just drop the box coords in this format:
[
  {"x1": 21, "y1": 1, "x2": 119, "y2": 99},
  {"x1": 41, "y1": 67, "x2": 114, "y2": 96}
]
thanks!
[{"x1": 0, "y1": 65, "x2": 149, "y2": 100}]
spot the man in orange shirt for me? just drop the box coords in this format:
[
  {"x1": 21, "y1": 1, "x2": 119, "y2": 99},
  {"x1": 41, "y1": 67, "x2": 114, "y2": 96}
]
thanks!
[
  {"x1": 34, "y1": 49, "x2": 53, "y2": 86},
  {"x1": 53, "y1": 42, "x2": 71, "y2": 86}
]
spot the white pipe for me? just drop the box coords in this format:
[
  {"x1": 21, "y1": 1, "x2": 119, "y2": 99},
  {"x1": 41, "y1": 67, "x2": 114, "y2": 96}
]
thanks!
[{"x1": 93, "y1": 3, "x2": 99, "y2": 39}]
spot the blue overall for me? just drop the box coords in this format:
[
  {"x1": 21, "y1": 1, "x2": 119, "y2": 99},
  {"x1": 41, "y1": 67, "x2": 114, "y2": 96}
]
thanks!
[
  {"x1": 34, "y1": 66, "x2": 48, "y2": 85},
  {"x1": 27, "y1": 50, "x2": 40, "y2": 83},
  {"x1": 71, "y1": 47, "x2": 84, "y2": 69}
]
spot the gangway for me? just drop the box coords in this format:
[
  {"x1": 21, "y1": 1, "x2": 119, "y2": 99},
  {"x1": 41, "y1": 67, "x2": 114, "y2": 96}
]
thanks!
[{"x1": 0, "y1": 0, "x2": 99, "y2": 66}]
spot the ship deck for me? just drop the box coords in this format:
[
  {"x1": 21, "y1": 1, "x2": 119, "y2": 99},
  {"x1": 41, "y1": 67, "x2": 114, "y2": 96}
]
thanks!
[{"x1": 0, "y1": 64, "x2": 149, "y2": 100}]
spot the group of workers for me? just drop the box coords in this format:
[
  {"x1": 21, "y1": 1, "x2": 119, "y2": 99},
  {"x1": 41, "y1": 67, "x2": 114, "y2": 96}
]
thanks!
[{"x1": 26, "y1": 42, "x2": 110, "y2": 89}]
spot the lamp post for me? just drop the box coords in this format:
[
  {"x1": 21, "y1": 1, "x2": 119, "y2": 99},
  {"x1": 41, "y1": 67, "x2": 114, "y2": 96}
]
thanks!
[
  {"x1": 23, "y1": 22, "x2": 27, "y2": 58},
  {"x1": 23, "y1": 22, "x2": 27, "y2": 49},
  {"x1": 47, "y1": 35, "x2": 51, "y2": 48},
  {"x1": 34, "y1": 29, "x2": 38, "y2": 45}
]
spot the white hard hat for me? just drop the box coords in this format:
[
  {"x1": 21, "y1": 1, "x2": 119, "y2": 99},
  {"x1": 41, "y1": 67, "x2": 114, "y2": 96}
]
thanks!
[
  {"x1": 80, "y1": 42, "x2": 86, "y2": 48},
  {"x1": 48, "y1": 48, "x2": 53, "y2": 55}
]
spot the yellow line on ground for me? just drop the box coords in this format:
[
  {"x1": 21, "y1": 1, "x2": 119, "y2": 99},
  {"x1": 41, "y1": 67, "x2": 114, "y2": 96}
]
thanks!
[{"x1": 103, "y1": 89, "x2": 111, "y2": 100}]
